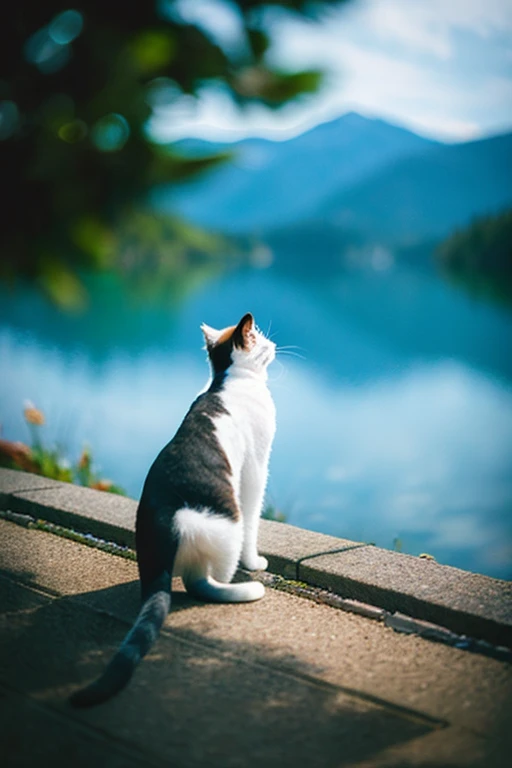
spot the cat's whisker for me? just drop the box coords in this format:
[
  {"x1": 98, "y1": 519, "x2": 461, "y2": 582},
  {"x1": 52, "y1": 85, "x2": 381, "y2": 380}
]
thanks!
[
  {"x1": 276, "y1": 349, "x2": 306, "y2": 361},
  {"x1": 276, "y1": 345, "x2": 305, "y2": 352}
]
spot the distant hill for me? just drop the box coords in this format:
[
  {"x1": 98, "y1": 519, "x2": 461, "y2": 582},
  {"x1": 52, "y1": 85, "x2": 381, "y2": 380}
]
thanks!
[
  {"x1": 155, "y1": 113, "x2": 512, "y2": 260},
  {"x1": 320, "y1": 131, "x2": 512, "y2": 244},
  {"x1": 158, "y1": 112, "x2": 436, "y2": 233},
  {"x1": 436, "y1": 209, "x2": 512, "y2": 305}
]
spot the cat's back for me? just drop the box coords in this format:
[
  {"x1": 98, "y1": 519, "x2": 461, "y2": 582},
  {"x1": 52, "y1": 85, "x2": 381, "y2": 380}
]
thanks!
[{"x1": 138, "y1": 385, "x2": 235, "y2": 516}]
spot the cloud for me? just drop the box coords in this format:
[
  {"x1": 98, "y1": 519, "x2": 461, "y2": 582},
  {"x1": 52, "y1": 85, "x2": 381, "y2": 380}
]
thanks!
[
  {"x1": 268, "y1": 0, "x2": 512, "y2": 139},
  {"x1": 169, "y1": 0, "x2": 244, "y2": 54},
  {"x1": 364, "y1": 4, "x2": 452, "y2": 60},
  {"x1": 323, "y1": 40, "x2": 481, "y2": 138},
  {"x1": 354, "y1": 0, "x2": 512, "y2": 58},
  {"x1": 150, "y1": 0, "x2": 512, "y2": 141}
]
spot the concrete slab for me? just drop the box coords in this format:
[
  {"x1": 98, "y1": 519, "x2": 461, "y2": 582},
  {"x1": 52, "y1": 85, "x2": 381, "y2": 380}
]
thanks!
[
  {"x1": 1, "y1": 520, "x2": 511, "y2": 753},
  {"x1": 258, "y1": 517, "x2": 365, "y2": 578},
  {"x1": 0, "y1": 467, "x2": 62, "y2": 502},
  {"x1": 299, "y1": 546, "x2": 512, "y2": 646},
  {"x1": 354, "y1": 726, "x2": 507, "y2": 768},
  {"x1": 1, "y1": 468, "x2": 511, "y2": 650},
  {"x1": 2, "y1": 480, "x2": 137, "y2": 548},
  {"x1": 0, "y1": 521, "x2": 455, "y2": 768},
  {"x1": 0, "y1": 686, "x2": 156, "y2": 768}
]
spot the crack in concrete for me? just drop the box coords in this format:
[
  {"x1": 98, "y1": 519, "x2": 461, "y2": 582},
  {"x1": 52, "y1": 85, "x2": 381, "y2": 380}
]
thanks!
[
  {"x1": 295, "y1": 544, "x2": 371, "y2": 580},
  {"x1": 4, "y1": 485, "x2": 65, "y2": 494}
]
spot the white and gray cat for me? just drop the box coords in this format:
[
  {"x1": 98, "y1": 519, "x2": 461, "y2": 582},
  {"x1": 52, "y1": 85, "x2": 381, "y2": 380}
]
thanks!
[{"x1": 70, "y1": 312, "x2": 276, "y2": 707}]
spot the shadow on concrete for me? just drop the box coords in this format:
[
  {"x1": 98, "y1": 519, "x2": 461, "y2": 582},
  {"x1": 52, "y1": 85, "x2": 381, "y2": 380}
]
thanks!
[{"x1": 0, "y1": 575, "x2": 439, "y2": 768}]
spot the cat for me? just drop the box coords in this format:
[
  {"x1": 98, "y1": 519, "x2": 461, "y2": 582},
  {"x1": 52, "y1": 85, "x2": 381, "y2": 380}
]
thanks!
[{"x1": 70, "y1": 312, "x2": 276, "y2": 707}]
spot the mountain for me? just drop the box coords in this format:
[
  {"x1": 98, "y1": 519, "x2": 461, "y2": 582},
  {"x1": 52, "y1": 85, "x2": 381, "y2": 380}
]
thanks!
[
  {"x1": 156, "y1": 112, "x2": 437, "y2": 233},
  {"x1": 320, "y1": 131, "x2": 512, "y2": 244},
  {"x1": 155, "y1": 113, "x2": 512, "y2": 255},
  {"x1": 258, "y1": 132, "x2": 512, "y2": 273}
]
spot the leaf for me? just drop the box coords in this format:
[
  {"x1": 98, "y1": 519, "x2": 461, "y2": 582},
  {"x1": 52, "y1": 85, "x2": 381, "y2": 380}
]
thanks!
[
  {"x1": 71, "y1": 216, "x2": 116, "y2": 268},
  {"x1": 37, "y1": 257, "x2": 88, "y2": 311},
  {"x1": 146, "y1": 145, "x2": 234, "y2": 184},
  {"x1": 130, "y1": 30, "x2": 176, "y2": 74},
  {"x1": 232, "y1": 66, "x2": 324, "y2": 105},
  {"x1": 247, "y1": 28, "x2": 270, "y2": 60}
]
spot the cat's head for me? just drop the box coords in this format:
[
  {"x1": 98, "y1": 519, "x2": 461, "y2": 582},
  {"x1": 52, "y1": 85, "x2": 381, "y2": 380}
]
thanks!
[{"x1": 201, "y1": 313, "x2": 275, "y2": 377}]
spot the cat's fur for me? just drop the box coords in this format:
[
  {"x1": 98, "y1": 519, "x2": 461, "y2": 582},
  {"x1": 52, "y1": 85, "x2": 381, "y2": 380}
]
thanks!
[{"x1": 70, "y1": 312, "x2": 276, "y2": 707}]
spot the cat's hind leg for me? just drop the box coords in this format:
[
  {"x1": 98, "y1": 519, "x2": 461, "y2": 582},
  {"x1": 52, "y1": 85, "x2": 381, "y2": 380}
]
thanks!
[
  {"x1": 184, "y1": 573, "x2": 264, "y2": 603},
  {"x1": 174, "y1": 508, "x2": 265, "y2": 602}
]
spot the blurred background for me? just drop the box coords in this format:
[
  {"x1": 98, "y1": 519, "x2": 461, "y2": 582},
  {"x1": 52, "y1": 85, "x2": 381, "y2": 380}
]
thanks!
[{"x1": 1, "y1": 0, "x2": 511, "y2": 578}]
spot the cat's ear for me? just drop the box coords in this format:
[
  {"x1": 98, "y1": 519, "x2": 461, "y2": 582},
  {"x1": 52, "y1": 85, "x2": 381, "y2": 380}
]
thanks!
[
  {"x1": 200, "y1": 323, "x2": 222, "y2": 348},
  {"x1": 233, "y1": 312, "x2": 254, "y2": 349}
]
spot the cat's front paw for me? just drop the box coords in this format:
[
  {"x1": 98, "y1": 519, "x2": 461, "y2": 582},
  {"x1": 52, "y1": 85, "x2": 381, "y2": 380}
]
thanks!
[{"x1": 242, "y1": 555, "x2": 268, "y2": 572}]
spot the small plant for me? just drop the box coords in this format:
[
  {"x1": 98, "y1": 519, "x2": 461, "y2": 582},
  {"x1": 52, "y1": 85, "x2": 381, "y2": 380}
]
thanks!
[
  {"x1": 262, "y1": 504, "x2": 287, "y2": 523},
  {"x1": 0, "y1": 402, "x2": 125, "y2": 495}
]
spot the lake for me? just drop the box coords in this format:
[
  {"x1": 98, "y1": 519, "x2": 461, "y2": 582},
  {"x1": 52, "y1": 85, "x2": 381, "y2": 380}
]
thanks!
[{"x1": 1, "y1": 257, "x2": 512, "y2": 579}]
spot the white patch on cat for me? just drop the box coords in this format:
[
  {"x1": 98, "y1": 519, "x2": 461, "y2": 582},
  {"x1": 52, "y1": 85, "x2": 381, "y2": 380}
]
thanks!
[
  {"x1": 173, "y1": 507, "x2": 264, "y2": 601},
  {"x1": 213, "y1": 411, "x2": 244, "y2": 501},
  {"x1": 214, "y1": 331, "x2": 276, "y2": 571},
  {"x1": 231, "y1": 328, "x2": 276, "y2": 375},
  {"x1": 173, "y1": 507, "x2": 242, "y2": 583}
]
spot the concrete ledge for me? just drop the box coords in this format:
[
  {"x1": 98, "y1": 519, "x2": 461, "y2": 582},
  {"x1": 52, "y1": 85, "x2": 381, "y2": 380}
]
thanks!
[
  {"x1": 0, "y1": 469, "x2": 63, "y2": 497},
  {"x1": 0, "y1": 468, "x2": 136, "y2": 548},
  {"x1": 257, "y1": 517, "x2": 365, "y2": 579},
  {"x1": 300, "y1": 548, "x2": 512, "y2": 647},
  {"x1": 1, "y1": 468, "x2": 510, "y2": 647}
]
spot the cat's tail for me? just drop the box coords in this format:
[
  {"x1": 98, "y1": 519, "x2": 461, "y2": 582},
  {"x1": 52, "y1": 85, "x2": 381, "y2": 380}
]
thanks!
[
  {"x1": 69, "y1": 573, "x2": 171, "y2": 708},
  {"x1": 185, "y1": 575, "x2": 264, "y2": 603}
]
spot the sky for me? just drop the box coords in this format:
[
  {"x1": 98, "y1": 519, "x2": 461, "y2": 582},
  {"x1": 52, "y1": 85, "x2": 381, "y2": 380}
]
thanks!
[{"x1": 151, "y1": 0, "x2": 512, "y2": 143}]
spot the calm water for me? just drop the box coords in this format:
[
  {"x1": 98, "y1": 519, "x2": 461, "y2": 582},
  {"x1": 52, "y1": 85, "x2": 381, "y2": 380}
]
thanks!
[{"x1": 1, "y1": 260, "x2": 512, "y2": 579}]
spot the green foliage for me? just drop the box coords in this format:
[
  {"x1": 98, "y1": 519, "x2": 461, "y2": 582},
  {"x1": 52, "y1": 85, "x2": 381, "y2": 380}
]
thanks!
[
  {"x1": 0, "y1": 0, "x2": 345, "y2": 307},
  {"x1": 436, "y1": 209, "x2": 512, "y2": 306},
  {"x1": 263, "y1": 504, "x2": 287, "y2": 522},
  {"x1": 0, "y1": 403, "x2": 125, "y2": 495},
  {"x1": 79, "y1": 209, "x2": 242, "y2": 306}
]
